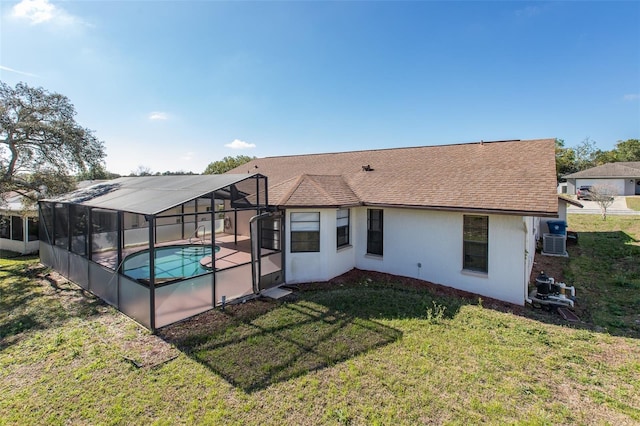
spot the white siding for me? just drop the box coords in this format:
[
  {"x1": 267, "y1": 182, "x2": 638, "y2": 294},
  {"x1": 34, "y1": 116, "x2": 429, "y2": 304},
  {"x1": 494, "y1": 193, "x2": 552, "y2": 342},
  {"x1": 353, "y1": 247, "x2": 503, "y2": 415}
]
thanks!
[{"x1": 284, "y1": 207, "x2": 530, "y2": 305}]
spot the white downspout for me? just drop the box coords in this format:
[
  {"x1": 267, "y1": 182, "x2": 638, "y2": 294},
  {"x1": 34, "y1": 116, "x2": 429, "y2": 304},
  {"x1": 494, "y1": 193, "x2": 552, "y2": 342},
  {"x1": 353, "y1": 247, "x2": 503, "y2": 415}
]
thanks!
[{"x1": 524, "y1": 217, "x2": 533, "y2": 305}]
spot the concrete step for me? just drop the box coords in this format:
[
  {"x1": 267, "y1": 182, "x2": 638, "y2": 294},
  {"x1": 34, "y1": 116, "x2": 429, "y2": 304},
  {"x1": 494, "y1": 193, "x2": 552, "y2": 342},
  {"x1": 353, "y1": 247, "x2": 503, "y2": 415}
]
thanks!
[{"x1": 260, "y1": 286, "x2": 292, "y2": 300}]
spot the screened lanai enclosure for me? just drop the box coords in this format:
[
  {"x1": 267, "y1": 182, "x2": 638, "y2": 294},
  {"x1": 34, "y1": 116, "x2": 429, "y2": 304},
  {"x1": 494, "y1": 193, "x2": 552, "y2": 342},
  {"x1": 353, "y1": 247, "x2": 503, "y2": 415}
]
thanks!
[{"x1": 39, "y1": 174, "x2": 283, "y2": 330}]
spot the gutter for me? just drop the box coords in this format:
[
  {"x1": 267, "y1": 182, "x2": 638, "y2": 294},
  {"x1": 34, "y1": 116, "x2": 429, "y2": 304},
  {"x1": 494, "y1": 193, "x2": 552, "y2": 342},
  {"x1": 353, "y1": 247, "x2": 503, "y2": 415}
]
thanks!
[{"x1": 275, "y1": 201, "x2": 559, "y2": 218}]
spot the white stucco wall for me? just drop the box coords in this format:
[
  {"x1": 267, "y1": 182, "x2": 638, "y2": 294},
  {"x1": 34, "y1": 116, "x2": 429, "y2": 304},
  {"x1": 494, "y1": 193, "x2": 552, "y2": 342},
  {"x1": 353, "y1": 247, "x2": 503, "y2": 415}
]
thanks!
[
  {"x1": 233, "y1": 209, "x2": 256, "y2": 237},
  {"x1": 284, "y1": 206, "x2": 531, "y2": 305},
  {"x1": 285, "y1": 208, "x2": 356, "y2": 284}
]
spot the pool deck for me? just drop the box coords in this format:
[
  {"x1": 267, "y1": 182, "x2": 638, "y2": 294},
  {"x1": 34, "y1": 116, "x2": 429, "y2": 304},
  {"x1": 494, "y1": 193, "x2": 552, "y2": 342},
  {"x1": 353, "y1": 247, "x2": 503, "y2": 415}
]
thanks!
[{"x1": 92, "y1": 233, "x2": 271, "y2": 272}]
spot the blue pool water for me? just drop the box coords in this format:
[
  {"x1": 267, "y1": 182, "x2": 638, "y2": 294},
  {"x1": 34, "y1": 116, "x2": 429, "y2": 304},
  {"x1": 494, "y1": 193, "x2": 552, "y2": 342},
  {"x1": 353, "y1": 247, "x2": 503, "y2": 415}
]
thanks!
[{"x1": 123, "y1": 245, "x2": 219, "y2": 281}]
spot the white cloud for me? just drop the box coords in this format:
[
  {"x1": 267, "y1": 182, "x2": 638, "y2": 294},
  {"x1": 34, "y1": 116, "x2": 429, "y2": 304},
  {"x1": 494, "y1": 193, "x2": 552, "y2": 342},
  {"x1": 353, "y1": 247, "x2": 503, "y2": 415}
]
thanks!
[
  {"x1": 0, "y1": 65, "x2": 38, "y2": 77},
  {"x1": 148, "y1": 112, "x2": 169, "y2": 121},
  {"x1": 623, "y1": 94, "x2": 639, "y2": 101},
  {"x1": 12, "y1": 0, "x2": 54, "y2": 24},
  {"x1": 224, "y1": 139, "x2": 256, "y2": 149},
  {"x1": 12, "y1": 0, "x2": 86, "y2": 27}
]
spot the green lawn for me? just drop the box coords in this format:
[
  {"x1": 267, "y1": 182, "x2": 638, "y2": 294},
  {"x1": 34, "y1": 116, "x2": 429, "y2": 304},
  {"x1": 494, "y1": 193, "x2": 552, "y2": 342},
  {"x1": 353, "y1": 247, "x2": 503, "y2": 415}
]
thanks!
[
  {"x1": 1, "y1": 215, "x2": 639, "y2": 424},
  {"x1": 565, "y1": 215, "x2": 640, "y2": 337},
  {"x1": 627, "y1": 196, "x2": 640, "y2": 211}
]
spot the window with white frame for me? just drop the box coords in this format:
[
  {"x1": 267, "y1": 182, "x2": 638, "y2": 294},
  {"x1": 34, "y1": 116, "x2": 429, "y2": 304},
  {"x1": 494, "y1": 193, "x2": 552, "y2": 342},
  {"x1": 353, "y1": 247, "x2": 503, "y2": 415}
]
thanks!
[
  {"x1": 463, "y1": 215, "x2": 489, "y2": 273},
  {"x1": 290, "y1": 212, "x2": 320, "y2": 252},
  {"x1": 336, "y1": 208, "x2": 350, "y2": 248}
]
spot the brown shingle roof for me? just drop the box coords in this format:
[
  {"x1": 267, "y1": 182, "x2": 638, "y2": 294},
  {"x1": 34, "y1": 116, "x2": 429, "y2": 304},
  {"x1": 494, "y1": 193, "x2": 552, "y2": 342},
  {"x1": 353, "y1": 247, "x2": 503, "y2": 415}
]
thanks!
[
  {"x1": 563, "y1": 162, "x2": 640, "y2": 179},
  {"x1": 227, "y1": 139, "x2": 558, "y2": 216},
  {"x1": 277, "y1": 175, "x2": 360, "y2": 207}
]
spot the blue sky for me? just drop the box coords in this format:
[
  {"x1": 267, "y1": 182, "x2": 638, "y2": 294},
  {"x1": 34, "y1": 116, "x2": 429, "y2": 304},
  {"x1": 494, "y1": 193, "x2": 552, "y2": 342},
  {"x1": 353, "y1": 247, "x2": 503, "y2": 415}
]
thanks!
[{"x1": 1, "y1": 0, "x2": 639, "y2": 175}]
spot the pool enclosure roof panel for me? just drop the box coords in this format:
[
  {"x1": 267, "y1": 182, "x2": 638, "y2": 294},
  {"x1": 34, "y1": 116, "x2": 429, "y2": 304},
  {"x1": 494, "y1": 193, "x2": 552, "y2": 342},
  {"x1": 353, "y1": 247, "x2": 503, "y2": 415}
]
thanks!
[{"x1": 44, "y1": 174, "x2": 263, "y2": 215}]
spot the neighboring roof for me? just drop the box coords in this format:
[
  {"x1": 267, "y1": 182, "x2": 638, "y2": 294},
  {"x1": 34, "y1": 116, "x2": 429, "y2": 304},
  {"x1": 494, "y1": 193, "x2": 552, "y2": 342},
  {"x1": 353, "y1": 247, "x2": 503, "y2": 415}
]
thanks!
[
  {"x1": 1, "y1": 191, "x2": 35, "y2": 214},
  {"x1": 2, "y1": 180, "x2": 109, "y2": 214},
  {"x1": 558, "y1": 195, "x2": 583, "y2": 208},
  {"x1": 227, "y1": 139, "x2": 559, "y2": 216},
  {"x1": 563, "y1": 162, "x2": 640, "y2": 179},
  {"x1": 43, "y1": 174, "x2": 261, "y2": 215}
]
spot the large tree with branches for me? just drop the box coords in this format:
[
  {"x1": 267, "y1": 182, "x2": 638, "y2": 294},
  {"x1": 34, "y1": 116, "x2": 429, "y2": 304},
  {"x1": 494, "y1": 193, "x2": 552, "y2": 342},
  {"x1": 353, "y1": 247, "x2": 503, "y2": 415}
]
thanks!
[{"x1": 1, "y1": 81, "x2": 106, "y2": 203}]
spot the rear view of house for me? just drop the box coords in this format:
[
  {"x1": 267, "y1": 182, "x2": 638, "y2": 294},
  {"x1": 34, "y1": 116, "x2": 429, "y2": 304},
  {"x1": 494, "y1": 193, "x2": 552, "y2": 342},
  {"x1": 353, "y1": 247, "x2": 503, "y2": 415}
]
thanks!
[
  {"x1": 228, "y1": 138, "x2": 559, "y2": 306},
  {"x1": 39, "y1": 138, "x2": 559, "y2": 330}
]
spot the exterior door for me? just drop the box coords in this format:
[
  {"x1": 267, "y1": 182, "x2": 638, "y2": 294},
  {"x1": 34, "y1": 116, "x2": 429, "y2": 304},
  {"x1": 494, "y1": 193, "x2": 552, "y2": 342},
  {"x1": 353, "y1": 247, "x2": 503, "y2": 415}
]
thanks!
[{"x1": 250, "y1": 212, "x2": 284, "y2": 292}]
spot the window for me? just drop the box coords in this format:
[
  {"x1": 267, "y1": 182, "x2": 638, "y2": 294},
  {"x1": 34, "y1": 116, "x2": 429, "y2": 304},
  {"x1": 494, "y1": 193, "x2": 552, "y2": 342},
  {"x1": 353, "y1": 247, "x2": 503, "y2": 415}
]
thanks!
[
  {"x1": 336, "y1": 209, "x2": 350, "y2": 248},
  {"x1": 367, "y1": 209, "x2": 383, "y2": 256},
  {"x1": 0, "y1": 216, "x2": 9, "y2": 239},
  {"x1": 290, "y1": 212, "x2": 320, "y2": 252},
  {"x1": 261, "y1": 216, "x2": 281, "y2": 251},
  {"x1": 463, "y1": 215, "x2": 488, "y2": 273},
  {"x1": 11, "y1": 216, "x2": 23, "y2": 241},
  {"x1": 27, "y1": 217, "x2": 39, "y2": 242},
  {"x1": 0, "y1": 215, "x2": 27, "y2": 242}
]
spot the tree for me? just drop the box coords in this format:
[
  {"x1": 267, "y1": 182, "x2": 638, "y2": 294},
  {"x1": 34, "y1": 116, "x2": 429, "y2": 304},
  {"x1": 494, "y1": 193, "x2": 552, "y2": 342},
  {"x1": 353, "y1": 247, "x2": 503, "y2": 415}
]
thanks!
[
  {"x1": 130, "y1": 165, "x2": 153, "y2": 176},
  {"x1": 203, "y1": 155, "x2": 256, "y2": 175},
  {"x1": 592, "y1": 148, "x2": 618, "y2": 165},
  {"x1": 76, "y1": 164, "x2": 120, "y2": 181},
  {"x1": 160, "y1": 170, "x2": 196, "y2": 176},
  {"x1": 590, "y1": 183, "x2": 617, "y2": 220},
  {"x1": 555, "y1": 138, "x2": 577, "y2": 181},
  {"x1": 1, "y1": 81, "x2": 105, "y2": 202},
  {"x1": 574, "y1": 137, "x2": 597, "y2": 171},
  {"x1": 612, "y1": 139, "x2": 640, "y2": 162}
]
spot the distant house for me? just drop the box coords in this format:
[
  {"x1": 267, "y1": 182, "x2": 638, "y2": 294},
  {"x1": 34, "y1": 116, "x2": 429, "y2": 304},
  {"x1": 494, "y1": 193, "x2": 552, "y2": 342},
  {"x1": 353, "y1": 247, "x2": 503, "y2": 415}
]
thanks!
[
  {"x1": 564, "y1": 162, "x2": 640, "y2": 196},
  {"x1": 0, "y1": 192, "x2": 39, "y2": 254},
  {"x1": 39, "y1": 139, "x2": 560, "y2": 330},
  {"x1": 1, "y1": 181, "x2": 107, "y2": 255}
]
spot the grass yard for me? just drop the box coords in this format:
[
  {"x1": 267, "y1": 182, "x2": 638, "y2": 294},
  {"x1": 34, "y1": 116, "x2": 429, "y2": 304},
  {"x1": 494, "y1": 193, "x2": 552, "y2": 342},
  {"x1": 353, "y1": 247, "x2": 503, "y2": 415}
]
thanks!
[
  {"x1": 1, "y1": 214, "x2": 639, "y2": 425},
  {"x1": 627, "y1": 196, "x2": 640, "y2": 211},
  {"x1": 566, "y1": 215, "x2": 640, "y2": 337}
]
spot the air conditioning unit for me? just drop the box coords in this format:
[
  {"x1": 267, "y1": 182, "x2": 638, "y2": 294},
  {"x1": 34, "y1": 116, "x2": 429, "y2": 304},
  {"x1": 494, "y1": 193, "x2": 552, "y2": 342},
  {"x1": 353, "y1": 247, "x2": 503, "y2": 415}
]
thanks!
[{"x1": 543, "y1": 233, "x2": 566, "y2": 256}]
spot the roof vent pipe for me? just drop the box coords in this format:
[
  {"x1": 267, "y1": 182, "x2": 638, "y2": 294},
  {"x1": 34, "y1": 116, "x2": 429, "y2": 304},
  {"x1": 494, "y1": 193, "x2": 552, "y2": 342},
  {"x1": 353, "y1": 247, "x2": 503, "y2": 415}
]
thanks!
[{"x1": 362, "y1": 165, "x2": 374, "y2": 172}]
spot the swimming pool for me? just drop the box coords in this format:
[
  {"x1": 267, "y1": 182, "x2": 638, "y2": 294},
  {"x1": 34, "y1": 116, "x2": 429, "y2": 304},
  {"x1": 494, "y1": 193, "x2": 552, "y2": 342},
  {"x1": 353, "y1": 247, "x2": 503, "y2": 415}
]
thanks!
[{"x1": 123, "y1": 245, "x2": 220, "y2": 281}]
